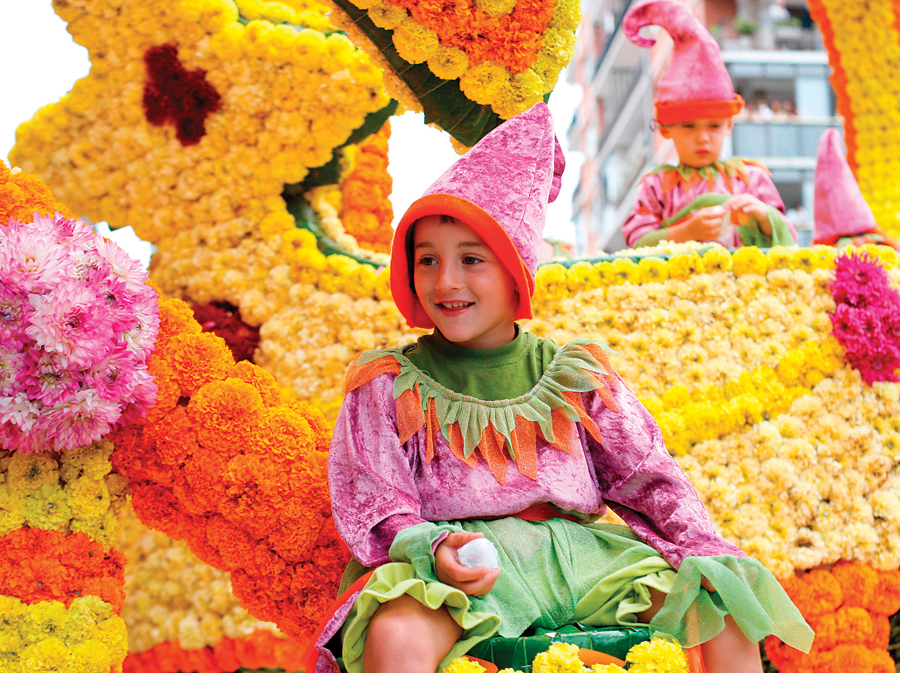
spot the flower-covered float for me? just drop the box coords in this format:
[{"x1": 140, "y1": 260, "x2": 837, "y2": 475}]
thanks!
[{"x1": 4, "y1": 0, "x2": 900, "y2": 671}]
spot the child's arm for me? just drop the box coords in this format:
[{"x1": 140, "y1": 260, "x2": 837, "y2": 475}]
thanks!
[
  {"x1": 583, "y1": 382, "x2": 744, "y2": 569},
  {"x1": 330, "y1": 374, "x2": 500, "y2": 595}
]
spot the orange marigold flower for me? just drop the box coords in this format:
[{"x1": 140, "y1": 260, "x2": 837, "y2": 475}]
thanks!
[
  {"x1": 144, "y1": 359, "x2": 181, "y2": 424},
  {"x1": 157, "y1": 297, "x2": 202, "y2": 346},
  {"x1": 832, "y1": 562, "x2": 878, "y2": 610},
  {"x1": 0, "y1": 163, "x2": 73, "y2": 222},
  {"x1": 289, "y1": 400, "x2": 333, "y2": 451},
  {"x1": 147, "y1": 406, "x2": 198, "y2": 466},
  {"x1": 181, "y1": 445, "x2": 229, "y2": 512},
  {"x1": 167, "y1": 333, "x2": 236, "y2": 396},
  {"x1": 870, "y1": 568, "x2": 900, "y2": 615},
  {"x1": 230, "y1": 360, "x2": 282, "y2": 407},
  {"x1": 867, "y1": 613, "x2": 890, "y2": 650},
  {"x1": 252, "y1": 407, "x2": 317, "y2": 460},
  {"x1": 189, "y1": 378, "x2": 263, "y2": 455},
  {"x1": 782, "y1": 568, "x2": 842, "y2": 617},
  {"x1": 811, "y1": 644, "x2": 883, "y2": 673}
]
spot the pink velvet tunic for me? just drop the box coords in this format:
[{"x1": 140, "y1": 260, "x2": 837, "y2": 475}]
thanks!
[
  {"x1": 621, "y1": 161, "x2": 795, "y2": 248},
  {"x1": 329, "y1": 371, "x2": 743, "y2": 571}
]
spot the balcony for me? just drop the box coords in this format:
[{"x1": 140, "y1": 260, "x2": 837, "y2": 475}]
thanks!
[{"x1": 731, "y1": 119, "x2": 842, "y2": 158}]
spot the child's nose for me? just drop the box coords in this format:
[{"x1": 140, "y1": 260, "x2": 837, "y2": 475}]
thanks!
[{"x1": 436, "y1": 264, "x2": 463, "y2": 290}]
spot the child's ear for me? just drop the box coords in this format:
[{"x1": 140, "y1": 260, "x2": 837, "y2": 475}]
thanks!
[
  {"x1": 725, "y1": 118, "x2": 735, "y2": 134},
  {"x1": 658, "y1": 124, "x2": 672, "y2": 139}
]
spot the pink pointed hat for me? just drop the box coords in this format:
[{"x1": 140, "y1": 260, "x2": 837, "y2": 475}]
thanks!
[
  {"x1": 623, "y1": 0, "x2": 744, "y2": 124},
  {"x1": 390, "y1": 102, "x2": 565, "y2": 329},
  {"x1": 813, "y1": 128, "x2": 878, "y2": 245}
]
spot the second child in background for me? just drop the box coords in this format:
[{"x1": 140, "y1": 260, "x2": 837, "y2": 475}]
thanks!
[{"x1": 621, "y1": 0, "x2": 797, "y2": 249}]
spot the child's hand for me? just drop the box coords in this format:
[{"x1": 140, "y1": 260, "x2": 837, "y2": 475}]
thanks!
[
  {"x1": 435, "y1": 532, "x2": 501, "y2": 597},
  {"x1": 668, "y1": 206, "x2": 726, "y2": 242},
  {"x1": 725, "y1": 194, "x2": 772, "y2": 234}
]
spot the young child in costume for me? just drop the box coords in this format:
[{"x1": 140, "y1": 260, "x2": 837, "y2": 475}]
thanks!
[
  {"x1": 308, "y1": 103, "x2": 812, "y2": 673},
  {"x1": 621, "y1": 0, "x2": 797, "y2": 249},
  {"x1": 813, "y1": 128, "x2": 900, "y2": 251}
]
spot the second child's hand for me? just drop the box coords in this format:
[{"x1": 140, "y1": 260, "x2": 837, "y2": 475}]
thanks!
[
  {"x1": 435, "y1": 532, "x2": 501, "y2": 597},
  {"x1": 667, "y1": 206, "x2": 727, "y2": 242}
]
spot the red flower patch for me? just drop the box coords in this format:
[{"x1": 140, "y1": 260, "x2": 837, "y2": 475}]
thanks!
[{"x1": 142, "y1": 44, "x2": 221, "y2": 146}]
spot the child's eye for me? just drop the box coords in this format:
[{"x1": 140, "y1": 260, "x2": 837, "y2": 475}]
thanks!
[
  {"x1": 462, "y1": 256, "x2": 482, "y2": 265},
  {"x1": 417, "y1": 256, "x2": 437, "y2": 266}
]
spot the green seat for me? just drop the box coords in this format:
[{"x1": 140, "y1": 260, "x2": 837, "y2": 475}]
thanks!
[
  {"x1": 335, "y1": 624, "x2": 651, "y2": 672},
  {"x1": 467, "y1": 624, "x2": 651, "y2": 670}
]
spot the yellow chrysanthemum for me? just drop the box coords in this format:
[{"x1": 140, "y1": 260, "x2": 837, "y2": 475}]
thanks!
[
  {"x1": 625, "y1": 638, "x2": 689, "y2": 673},
  {"x1": 666, "y1": 252, "x2": 703, "y2": 281},
  {"x1": 532, "y1": 642, "x2": 585, "y2": 673},
  {"x1": 7, "y1": 453, "x2": 60, "y2": 498},
  {"x1": 731, "y1": 246, "x2": 769, "y2": 276},
  {"x1": 444, "y1": 657, "x2": 488, "y2": 673},
  {"x1": 638, "y1": 256, "x2": 669, "y2": 283},
  {"x1": 393, "y1": 19, "x2": 441, "y2": 64},
  {"x1": 460, "y1": 62, "x2": 511, "y2": 106},
  {"x1": 428, "y1": 44, "x2": 471, "y2": 79}
]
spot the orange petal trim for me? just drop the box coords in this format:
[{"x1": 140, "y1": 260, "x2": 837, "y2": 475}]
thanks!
[
  {"x1": 545, "y1": 407, "x2": 582, "y2": 457},
  {"x1": 345, "y1": 355, "x2": 402, "y2": 394},
  {"x1": 425, "y1": 398, "x2": 438, "y2": 464},
  {"x1": 585, "y1": 371, "x2": 620, "y2": 413},
  {"x1": 510, "y1": 415, "x2": 538, "y2": 480},
  {"x1": 478, "y1": 424, "x2": 509, "y2": 485},
  {"x1": 448, "y1": 422, "x2": 478, "y2": 468},
  {"x1": 396, "y1": 386, "x2": 425, "y2": 446},
  {"x1": 562, "y1": 391, "x2": 604, "y2": 445},
  {"x1": 580, "y1": 343, "x2": 619, "y2": 387}
]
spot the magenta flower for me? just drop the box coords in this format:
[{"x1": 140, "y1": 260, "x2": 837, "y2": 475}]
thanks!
[
  {"x1": 42, "y1": 390, "x2": 121, "y2": 452},
  {"x1": 829, "y1": 251, "x2": 900, "y2": 386}
]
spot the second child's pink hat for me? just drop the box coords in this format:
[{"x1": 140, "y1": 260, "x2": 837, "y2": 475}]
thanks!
[
  {"x1": 390, "y1": 102, "x2": 565, "y2": 329},
  {"x1": 813, "y1": 128, "x2": 879, "y2": 245},
  {"x1": 623, "y1": 0, "x2": 744, "y2": 124}
]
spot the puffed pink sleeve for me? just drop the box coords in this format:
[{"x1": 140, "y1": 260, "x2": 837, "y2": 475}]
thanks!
[
  {"x1": 328, "y1": 373, "x2": 431, "y2": 567},
  {"x1": 583, "y1": 381, "x2": 744, "y2": 569},
  {"x1": 622, "y1": 174, "x2": 666, "y2": 248}
]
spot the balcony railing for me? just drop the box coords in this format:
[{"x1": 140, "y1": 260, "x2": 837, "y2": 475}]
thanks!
[{"x1": 731, "y1": 119, "x2": 842, "y2": 158}]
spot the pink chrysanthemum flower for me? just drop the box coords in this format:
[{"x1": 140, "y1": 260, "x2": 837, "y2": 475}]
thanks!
[
  {"x1": 25, "y1": 284, "x2": 114, "y2": 367},
  {"x1": 42, "y1": 390, "x2": 121, "y2": 452},
  {"x1": 30, "y1": 211, "x2": 95, "y2": 249},
  {"x1": 17, "y1": 350, "x2": 79, "y2": 407},
  {"x1": 1, "y1": 214, "x2": 159, "y2": 451},
  {"x1": 0, "y1": 220, "x2": 68, "y2": 294}
]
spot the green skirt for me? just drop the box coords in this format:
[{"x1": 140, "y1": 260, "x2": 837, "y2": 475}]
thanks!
[{"x1": 340, "y1": 519, "x2": 812, "y2": 673}]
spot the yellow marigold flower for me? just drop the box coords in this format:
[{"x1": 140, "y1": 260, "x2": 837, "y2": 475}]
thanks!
[
  {"x1": 638, "y1": 256, "x2": 668, "y2": 283},
  {"x1": 64, "y1": 639, "x2": 113, "y2": 673},
  {"x1": 19, "y1": 637, "x2": 69, "y2": 671},
  {"x1": 590, "y1": 666, "x2": 627, "y2": 673},
  {"x1": 532, "y1": 642, "x2": 585, "y2": 673},
  {"x1": 540, "y1": 25, "x2": 578, "y2": 67},
  {"x1": 21, "y1": 602, "x2": 69, "y2": 644},
  {"x1": 23, "y1": 484, "x2": 72, "y2": 531},
  {"x1": 393, "y1": 19, "x2": 440, "y2": 64},
  {"x1": 626, "y1": 637, "x2": 689, "y2": 673},
  {"x1": 532, "y1": 55, "x2": 561, "y2": 94},
  {"x1": 702, "y1": 246, "x2": 732, "y2": 273},
  {"x1": 60, "y1": 596, "x2": 113, "y2": 643},
  {"x1": 661, "y1": 384, "x2": 691, "y2": 409},
  {"x1": 460, "y1": 62, "x2": 511, "y2": 106},
  {"x1": 428, "y1": 44, "x2": 471, "y2": 80},
  {"x1": 492, "y1": 69, "x2": 545, "y2": 119},
  {"x1": 610, "y1": 257, "x2": 641, "y2": 285},
  {"x1": 732, "y1": 246, "x2": 768, "y2": 276},
  {"x1": 94, "y1": 616, "x2": 128, "y2": 664},
  {"x1": 209, "y1": 21, "x2": 246, "y2": 60},
  {"x1": 7, "y1": 452, "x2": 60, "y2": 498},
  {"x1": 444, "y1": 657, "x2": 488, "y2": 673},
  {"x1": 0, "y1": 485, "x2": 26, "y2": 536},
  {"x1": 791, "y1": 248, "x2": 817, "y2": 274},
  {"x1": 60, "y1": 439, "x2": 114, "y2": 483},
  {"x1": 474, "y1": 0, "x2": 517, "y2": 17},
  {"x1": 665, "y1": 252, "x2": 703, "y2": 281},
  {"x1": 368, "y1": 0, "x2": 408, "y2": 29},
  {"x1": 810, "y1": 245, "x2": 836, "y2": 270},
  {"x1": 374, "y1": 267, "x2": 393, "y2": 302},
  {"x1": 567, "y1": 261, "x2": 596, "y2": 292},
  {"x1": 66, "y1": 477, "x2": 112, "y2": 521},
  {"x1": 766, "y1": 245, "x2": 797, "y2": 270}
]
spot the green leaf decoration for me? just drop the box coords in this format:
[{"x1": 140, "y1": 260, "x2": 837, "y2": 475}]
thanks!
[
  {"x1": 329, "y1": 0, "x2": 507, "y2": 147},
  {"x1": 283, "y1": 194, "x2": 385, "y2": 267}
]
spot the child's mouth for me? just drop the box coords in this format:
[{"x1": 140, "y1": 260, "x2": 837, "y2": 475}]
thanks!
[{"x1": 438, "y1": 301, "x2": 473, "y2": 313}]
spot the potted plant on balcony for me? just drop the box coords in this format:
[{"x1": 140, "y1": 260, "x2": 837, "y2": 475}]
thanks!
[{"x1": 733, "y1": 16, "x2": 759, "y2": 48}]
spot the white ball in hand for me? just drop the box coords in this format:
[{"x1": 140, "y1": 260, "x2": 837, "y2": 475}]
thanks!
[{"x1": 457, "y1": 538, "x2": 499, "y2": 569}]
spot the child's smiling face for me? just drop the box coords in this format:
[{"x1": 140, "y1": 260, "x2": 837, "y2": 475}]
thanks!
[
  {"x1": 660, "y1": 117, "x2": 734, "y2": 168},
  {"x1": 412, "y1": 215, "x2": 518, "y2": 349}
]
